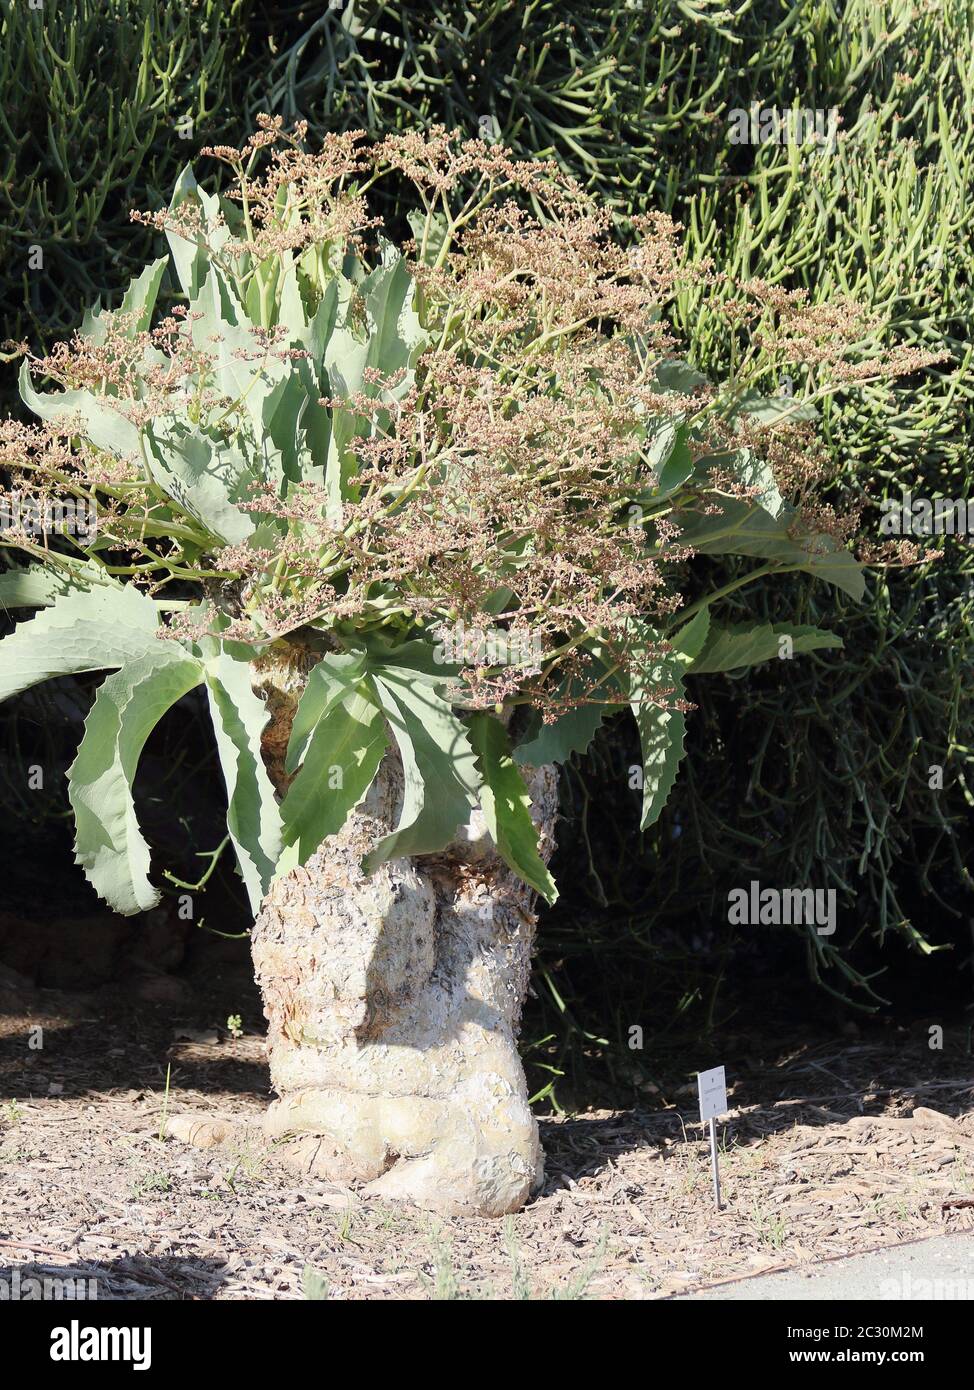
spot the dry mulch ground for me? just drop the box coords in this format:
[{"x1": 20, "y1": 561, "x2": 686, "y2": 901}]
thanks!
[{"x1": 2, "y1": 970, "x2": 973, "y2": 1300}]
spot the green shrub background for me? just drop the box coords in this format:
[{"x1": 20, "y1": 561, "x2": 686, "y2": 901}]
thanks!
[{"x1": 2, "y1": 0, "x2": 971, "y2": 1053}]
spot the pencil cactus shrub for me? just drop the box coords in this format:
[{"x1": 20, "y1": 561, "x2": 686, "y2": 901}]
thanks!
[
  {"x1": 0, "y1": 120, "x2": 935, "y2": 1214},
  {"x1": 0, "y1": 0, "x2": 256, "y2": 389}
]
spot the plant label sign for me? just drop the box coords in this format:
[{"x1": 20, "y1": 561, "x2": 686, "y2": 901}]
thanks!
[
  {"x1": 697, "y1": 1065, "x2": 727, "y2": 1123},
  {"x1": 697, "y1": 1065, "x2": 727, "y2": 1210}
]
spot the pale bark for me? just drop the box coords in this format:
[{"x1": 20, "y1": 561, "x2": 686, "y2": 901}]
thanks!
[{"x1": 249, "y1": 658, "x2": 558, "y2": 1216}]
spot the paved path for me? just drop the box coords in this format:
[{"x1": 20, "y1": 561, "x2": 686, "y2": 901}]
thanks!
[{"x1": 675, "y1": 1232, "x2": 974, "y2": 1299}]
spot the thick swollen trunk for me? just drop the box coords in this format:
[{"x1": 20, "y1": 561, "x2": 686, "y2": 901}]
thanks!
[{"x1": 250, "y1": 671, "x2": 558, "y2": 1217}]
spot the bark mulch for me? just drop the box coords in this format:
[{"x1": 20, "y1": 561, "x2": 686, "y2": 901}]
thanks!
[{"x1": 1, "y1": 974, "x2": 972, "y2": 1299}]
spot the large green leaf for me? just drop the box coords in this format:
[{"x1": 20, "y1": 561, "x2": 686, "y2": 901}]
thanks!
[
  {"x1": 514, "y1": 700, "x2": 614, "y2": 768},
  {"x1": 261, "y1": 367, "x2": 320, "y2": 487},
  {"x1": 322, "y1": 405, "x2": 365, "y2": 521},
  {"x1": 272, "y1": 274, "x2": 342, "y2": 486},
  {"x1": 469, "y1": 713, "x2": 557, "y2": 903},
  {"x1": 732, "y1": 389, "x2": 819, "y2": 426},
  {"x1": 656, "y1": 423, "x2": 694, "y2": 494},
  {"x1": 0, "y1": 559, "x2": 120, "y2": 610},
  {"x1": 699, "y1": 447, "x2": 785, "y2": 518},
  {"x1": 665, "y1": 609, "x2": 713, "y2": 664},
  {"x1": 322, "y1": 245, "x2": 428, "y2": 518},
  {"x1": 203, "y1": 648, "x2": 283, "y2": 912},
  {"x1": 690, "y1": 621, "x2": 843, "y2": 674},
  {"x1": 406, "y1": 208, "x2": 449, "y2": 266},
  {"x1": 143, "y1": 421, "x2": 256, "y2": 544},
  {"x1": 81, "y1": 257, "x2": 168, "y2": 344},
  {"x1": 629, "y1": 610, "x2": 710, "y2": 830},
  {"x1": 165, "y1": 165, "x2": 224, "y2": 300},
  {"x1": 284, "y1": 652, "x2": 369, "y2": 774},
  {"x1": 654, "y1": 360, "x2": 709, "y2": 393},
  {"x1": 644, "y1": 417, "x2": 679, "y2": 470},
  {"x1": 362, "y1": 242, "x2": 427, "y2": 380},
  {"x1": 278, "y1": 683, "x2": 388, "y2": 873},
  {"x1": 117, "y1": 257, "x2": 169, "y2": 334},
  {"x1": 0, "y1": 585, "x2": 165, "y2": 704},
  {"x1": 362, "y1": 668, "x2": 481, "y2": 871},
  {"x1": 189, "y1": 265, "x2": 286, "y2": 433},
  {"x1": 67, "y1": 650, "x2": 204, "y2": 915},
  {"x1": 355, "y1": 634, "x2": 460, "y2": 683},
  {"x1": 19, "y1": 360, "x2": 142, "y2": 459},
  {"x1": 676, "y1": 496, "x2": 865, "y2": 600},
  {"x1": 514, "y1": 657, "x2": 623, "y2": 767}
]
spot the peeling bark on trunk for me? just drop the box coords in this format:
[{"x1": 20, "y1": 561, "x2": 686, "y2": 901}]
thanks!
[{"x1": 250, "y1": 658, "x2": 558, "y2": 1217}]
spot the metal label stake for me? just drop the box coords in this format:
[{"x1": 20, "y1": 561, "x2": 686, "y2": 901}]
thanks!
[{"x1": 697, "y1": 1065, "x2": 728, "y2": 1211}]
